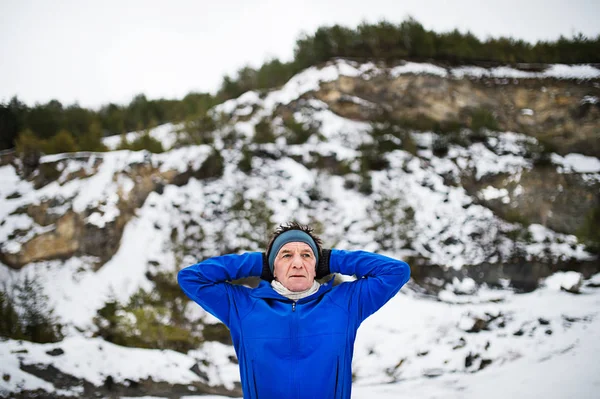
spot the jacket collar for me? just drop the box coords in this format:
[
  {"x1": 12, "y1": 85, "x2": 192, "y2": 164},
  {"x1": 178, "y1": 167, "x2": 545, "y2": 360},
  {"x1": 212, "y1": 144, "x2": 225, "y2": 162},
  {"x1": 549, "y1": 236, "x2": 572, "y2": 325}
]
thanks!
[{"x1": 250, "y1": 277, "x2": 334, "y2": 302}]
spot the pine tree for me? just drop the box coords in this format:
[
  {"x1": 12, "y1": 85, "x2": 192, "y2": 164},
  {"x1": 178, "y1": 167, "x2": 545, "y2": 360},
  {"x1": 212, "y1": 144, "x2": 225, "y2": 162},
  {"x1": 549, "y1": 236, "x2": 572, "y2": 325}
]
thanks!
[
  {"x1": 15, "y1": 129, "x2": 43, "y2": 176},
  {"x1": 15, "y1": 275, "x2": 63, "y2": 343},
  {"x1": 0, "y1": 289, "x2": 23, "y2": 339},
  {"x1": 45, "y1": 129, "x2": 79, "y2": 154},
  {"x1": 0, "y1": 102, "x2": 21, "y2": 150},
  {"x1": 78, "y1": 121, "x2": 108, "y2": 152}
]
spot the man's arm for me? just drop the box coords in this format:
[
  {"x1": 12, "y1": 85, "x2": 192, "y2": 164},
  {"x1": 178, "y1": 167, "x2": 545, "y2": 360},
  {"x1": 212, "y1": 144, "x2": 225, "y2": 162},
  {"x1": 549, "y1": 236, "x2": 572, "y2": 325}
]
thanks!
[
  {"x1": 177, "y1": 252, "x2": 264, "y2": 326},
  {"x1": 327, "y1": 249, "x2": 410, "y2": 324}
]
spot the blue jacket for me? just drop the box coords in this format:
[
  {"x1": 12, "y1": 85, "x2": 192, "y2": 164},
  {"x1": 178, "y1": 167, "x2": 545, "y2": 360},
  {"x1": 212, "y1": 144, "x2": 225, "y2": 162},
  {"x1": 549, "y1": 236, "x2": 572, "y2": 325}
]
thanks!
[{"x1": 178, "y1": 249, "x2": 410, "y2": 399}]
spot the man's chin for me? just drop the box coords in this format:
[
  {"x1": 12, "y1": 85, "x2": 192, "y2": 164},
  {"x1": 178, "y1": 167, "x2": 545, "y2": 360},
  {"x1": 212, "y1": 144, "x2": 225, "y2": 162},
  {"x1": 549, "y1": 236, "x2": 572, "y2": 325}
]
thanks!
[{"x1": 286, "y1": 280, "x2": 311, "y2": 292}]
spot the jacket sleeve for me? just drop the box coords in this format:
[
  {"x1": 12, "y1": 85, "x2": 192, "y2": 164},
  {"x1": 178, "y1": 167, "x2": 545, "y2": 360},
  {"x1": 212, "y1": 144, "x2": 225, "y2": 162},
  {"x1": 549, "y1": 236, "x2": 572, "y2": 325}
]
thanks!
[
  {"x1": 177, "y1": 252, "x2": 264, "y2": 326},
  {"x1": 329, "y1": 249, "x2": 410, "y2": 324}
]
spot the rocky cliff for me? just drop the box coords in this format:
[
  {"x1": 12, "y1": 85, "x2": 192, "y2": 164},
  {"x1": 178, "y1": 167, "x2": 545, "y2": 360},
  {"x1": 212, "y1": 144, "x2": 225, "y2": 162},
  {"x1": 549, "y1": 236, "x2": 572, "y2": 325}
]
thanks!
[
  {"x1": 1, "y1": 59, "x2": 600, "y2": 399},
  {"x1": 1, "y1": 60, "x2": 599, "y2": 283},
  {"x1": 318, "y1": 66, "x2": 600, "y2": 157}
]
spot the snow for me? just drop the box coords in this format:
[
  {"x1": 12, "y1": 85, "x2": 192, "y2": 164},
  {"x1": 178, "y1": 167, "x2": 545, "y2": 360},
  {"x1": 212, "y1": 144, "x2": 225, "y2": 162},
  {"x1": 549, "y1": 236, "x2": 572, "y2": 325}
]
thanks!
[
  {"x1": 187, "y1": 342, "x2": 239, "y2": 390},
  {"x1": 216, "y1": 90, "x2": 262, "y2": 115},
  {"x1": 525, "y1": 224, "x2": 590, "y2": 262},
  {"x1": 390, "y1": 62, "x2": 448, "y2": 78},
  {"x1": 341, "y1": 95, "x2": 378, "y2": 108},
  {"x1": 551, "y1": 153, "x2": 600, "y2": 173},
  {"x1": 209, "y1": 60, "x2": 600, "y2": 127},
  {"x1": 543, "y1": 64, "x2": 600, "y2": 80},
  {"x1": 590, "y1": 273, "x2": 600, "y2": 286},
  {"x1": 465, "y1": 142, "x2": 531, "y2": 180},
  {"x1": 581, "y1": 95, "x2": 599, "y2": 105},
  {"x1": 86, "y1": 208, "x2": 119, "y2": 228},
  {"x1": 213, "y1": 60, "x2": 364, "y2": 118},
  {"x1": 479, "y1": 186, "x2": 510, "y2": 204},
  {"x1": 0, "y1": 349, "x2": 59, "y2": 395},
  {"x1": 1, "y1": 59, "x2": 599, "y2": 398},
  {"x1": 451, "y1": 66, "x2": 489, "y2": 79},
  {"x1": 490, "y1": 66, "x2": 537, "y2": 79},
  {"x1": 451, "y1": 64, "x2": 600, "y2": 80},
  {"x1": 58, "y1": 152, "x2": 138, "y2": 221},
  {"x1": 352, "y1": 282, "x2": 600, "y2": 387},
  {"x1": 0, "y1": 164, "x2": 35, "y2": 221},
  {"x1": 0, "y1": 187, "x2": 182, "y2": 330},
  {"x1": 543, "y1": 271, "x2": 584, "y2": 292},
  {"x1": 0, "y1": 336, "x2": 201, "y2": 394},
  {"x1": 62, "y1": 190, "x2": 182, "y2": 327},
  {"x1": 157, "y1": 144, "x2": 212, "y2": 173},
  {"x1": 0, "y1": 213, "x2": 34, "y2": 254},
  {"x1": 2, "y1": 275, "x2": 599, "y2": 398},
  {"x1": 521, "y1": 108, "x2": 534, "y2": 115},
  {"x1": 294, "y1": 102, "x2": 371, "y2": 148},
  {"x1": 372, "y1": 150, "x2": 507, "y2": 269},
  {"x1": 262, "y1": 61, "x2": 357, "y2": 108},
  {"x1": 351, "y1": 323, "x2": 600, "y2": 399},
  {"x1": 0, "y1": 151, "x2": 149, "y2": 239},
  {"x1": 450, "y1": 277, "x2": 478, "y2": 295},
  {"x1": 102, "y1": 123, "x2": 181, "y2": 151},
  {"x1": 0, "y1": 61, "x2": 594, "y2": 298}
]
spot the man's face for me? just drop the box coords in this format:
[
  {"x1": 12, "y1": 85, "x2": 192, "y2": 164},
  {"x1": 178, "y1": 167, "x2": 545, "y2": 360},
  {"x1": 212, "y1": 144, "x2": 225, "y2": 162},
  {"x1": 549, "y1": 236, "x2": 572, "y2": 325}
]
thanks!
[{"x1": 273, "y1": 242, "x2": 317, "y2": 292}]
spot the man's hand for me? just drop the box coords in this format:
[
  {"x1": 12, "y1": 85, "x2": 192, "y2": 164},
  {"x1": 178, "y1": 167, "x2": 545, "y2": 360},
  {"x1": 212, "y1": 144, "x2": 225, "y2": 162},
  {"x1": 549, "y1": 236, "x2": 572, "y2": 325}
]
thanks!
[
  {"x1": 316, "y1": 249, "x2": 332, "y2": 279},
  {"x1": 260, "y1": 253, "x2": 274, "y2": 281}
]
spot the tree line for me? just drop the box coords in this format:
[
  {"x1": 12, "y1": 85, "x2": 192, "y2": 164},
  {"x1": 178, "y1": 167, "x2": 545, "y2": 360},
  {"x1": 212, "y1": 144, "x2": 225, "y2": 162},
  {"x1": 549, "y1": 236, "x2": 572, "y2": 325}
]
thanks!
[
  {"x1": 218, "y1": 18, "x2": 600, "y2": 100},
  {"x1": 0, "y1": 93, "x2": 217, "y2": 153},
  {"x1": 1, "y1": 17, "x2": 598, "y2": 153}
]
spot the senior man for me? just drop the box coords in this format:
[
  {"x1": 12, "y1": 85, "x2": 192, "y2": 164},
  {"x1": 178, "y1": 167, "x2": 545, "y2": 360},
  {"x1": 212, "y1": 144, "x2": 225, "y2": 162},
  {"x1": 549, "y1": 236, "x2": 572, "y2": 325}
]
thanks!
[{"x1": 178, "y1": 222, "x2": 410, "y2": 399}]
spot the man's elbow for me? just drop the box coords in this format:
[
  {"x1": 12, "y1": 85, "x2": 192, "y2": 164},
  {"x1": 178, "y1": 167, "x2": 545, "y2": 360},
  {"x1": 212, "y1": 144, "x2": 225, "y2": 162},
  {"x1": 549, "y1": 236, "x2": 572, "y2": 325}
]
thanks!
[
  {"x1": 177, "y1": 265, "x2": 195, "y2": 291},
  {"x1": 177, "y1": 267, "x2": 186, "y2": 285},
  {"x1": 395, "y1": 259, "x2": 411, "y2": 287}
]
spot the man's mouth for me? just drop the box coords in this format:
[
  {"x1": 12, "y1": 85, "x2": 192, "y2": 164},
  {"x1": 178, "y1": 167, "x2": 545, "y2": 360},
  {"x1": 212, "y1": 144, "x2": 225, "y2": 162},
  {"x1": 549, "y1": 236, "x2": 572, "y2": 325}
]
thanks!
[{"x1": 290, "y1": 275, "x2": 305, "y2": 278}]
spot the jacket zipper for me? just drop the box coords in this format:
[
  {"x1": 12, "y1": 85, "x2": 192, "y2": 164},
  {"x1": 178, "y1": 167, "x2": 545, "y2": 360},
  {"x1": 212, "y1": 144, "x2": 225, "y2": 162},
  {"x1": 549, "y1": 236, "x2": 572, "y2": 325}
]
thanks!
[
  {"x1": 292, "y1": 301, "x2": 298, "y2": 399},
  {"x1": 252, "y1": 360, "x2": 259, "y2": 399},
  {"x1": 335, "y1": 356, "x2": 340, "y2": 398}
]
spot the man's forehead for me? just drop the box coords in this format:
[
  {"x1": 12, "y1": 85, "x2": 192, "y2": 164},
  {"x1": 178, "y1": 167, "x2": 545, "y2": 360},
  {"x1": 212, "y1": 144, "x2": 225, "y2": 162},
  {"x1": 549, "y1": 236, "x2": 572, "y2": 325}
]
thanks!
[{"x1": 280, "y1": 242, "x2": 313, "y2": 251}]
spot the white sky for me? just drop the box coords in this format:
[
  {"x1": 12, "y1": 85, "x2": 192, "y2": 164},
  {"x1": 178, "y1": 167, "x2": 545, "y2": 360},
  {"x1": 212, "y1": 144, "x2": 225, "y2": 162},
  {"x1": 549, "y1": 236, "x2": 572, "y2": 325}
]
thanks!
[{"x1": 1, "y1": 0, "x2": 599, "y2": 109}]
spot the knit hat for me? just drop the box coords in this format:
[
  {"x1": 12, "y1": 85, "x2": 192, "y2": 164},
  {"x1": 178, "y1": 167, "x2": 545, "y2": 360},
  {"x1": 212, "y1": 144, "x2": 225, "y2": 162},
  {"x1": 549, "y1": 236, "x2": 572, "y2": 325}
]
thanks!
[{"x1": 267, "y1": 230, "x2": 319, "y2": 272}]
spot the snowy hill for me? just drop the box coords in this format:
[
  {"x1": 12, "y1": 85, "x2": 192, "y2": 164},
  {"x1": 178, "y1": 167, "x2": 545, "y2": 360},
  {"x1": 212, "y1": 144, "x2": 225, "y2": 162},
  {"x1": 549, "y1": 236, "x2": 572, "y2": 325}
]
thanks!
[{"x1": 1, "y1": 59, "x2": 600, "y2": 398}]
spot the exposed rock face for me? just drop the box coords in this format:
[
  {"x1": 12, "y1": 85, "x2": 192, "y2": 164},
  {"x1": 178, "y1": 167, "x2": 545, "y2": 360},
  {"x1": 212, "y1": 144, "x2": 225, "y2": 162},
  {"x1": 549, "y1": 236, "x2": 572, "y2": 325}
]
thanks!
[
  {"x1": 317, "y1": 74, "x2": 600, "y2": 157},
  {"x1": 2, "y1": 64, "x2": 598, "y2": 279},
  {"x1": 1, "y1": 211, "x2": 82, "y2": 266},
  {"x1": 310, "y1": 69, "x2": 600, "y2": 244},
  {"x1": 17, "y1": 361, "x2": 241, "y2": 399},
  {"x1": 26, "y1": 201, "x2": 65, "y2": 227},
  {"x1": 468, "y1": 168, "x2": 600, "y2": 236},
  {"x1": 78, "y1": 162, "x2": 171, "y2": 266},
  {"x1": 0, "y1": 155, "x2": 217, "y2": 270},
  {"x1": 0, "y1": 149, "x2": 16, "y2": 167},
  {"x1": 408, "y1": 255, "x2": 598, "y2": 293}
]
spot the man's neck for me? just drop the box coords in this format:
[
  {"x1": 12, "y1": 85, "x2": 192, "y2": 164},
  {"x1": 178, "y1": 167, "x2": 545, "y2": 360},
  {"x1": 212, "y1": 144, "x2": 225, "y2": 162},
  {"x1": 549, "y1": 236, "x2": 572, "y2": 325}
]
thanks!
[{"x1": 271, "y1": 280, "x2": 320, "y2": 301}]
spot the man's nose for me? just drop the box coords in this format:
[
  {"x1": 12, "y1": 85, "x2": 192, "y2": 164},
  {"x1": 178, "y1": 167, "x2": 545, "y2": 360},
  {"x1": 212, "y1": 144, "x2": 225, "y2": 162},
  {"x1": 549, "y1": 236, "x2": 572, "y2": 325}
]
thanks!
[{"x1": 291, "y1": 254, "x2": 303, "y2": 267}]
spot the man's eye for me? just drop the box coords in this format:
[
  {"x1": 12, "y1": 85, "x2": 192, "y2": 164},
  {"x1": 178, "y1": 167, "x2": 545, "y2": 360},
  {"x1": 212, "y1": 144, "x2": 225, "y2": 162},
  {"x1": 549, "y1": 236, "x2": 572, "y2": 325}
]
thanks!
[
  {"x1": 282, "y1": 254, "x2": 291, "y2": 258},
  {"x1": 302, "y1": 254, "x2": 311, "y2": 258}
]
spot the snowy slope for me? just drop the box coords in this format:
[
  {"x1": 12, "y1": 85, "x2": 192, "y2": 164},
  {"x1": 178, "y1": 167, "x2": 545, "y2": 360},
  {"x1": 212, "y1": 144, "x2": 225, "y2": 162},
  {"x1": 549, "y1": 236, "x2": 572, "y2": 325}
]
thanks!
[
  {"x1": 2, "y1": 275, "x2": 599, "y2": 398},
  {"x1": 1, "y1": 59, "x2": 599, "y2": 398}
]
